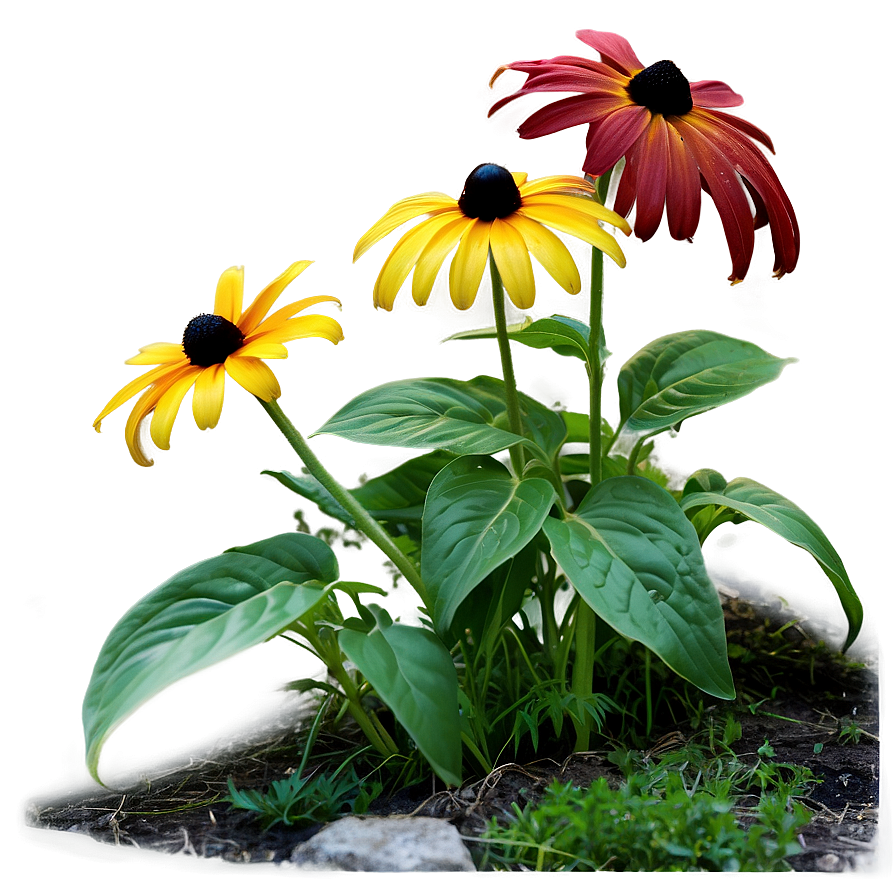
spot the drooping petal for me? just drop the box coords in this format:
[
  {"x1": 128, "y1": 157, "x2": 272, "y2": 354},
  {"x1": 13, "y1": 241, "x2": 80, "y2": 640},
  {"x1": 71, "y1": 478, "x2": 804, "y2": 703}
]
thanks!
[
  {"x1": 213, "y1": 266, "x2": 244, "y2": 323},
  {"x1": 519, "y1": 203, "x2": 626, "y2": 269},
  {"x1": 575, "y1": 30, "x2": 644, "y2": 75},
  {"x1": 224, "y1": 355, "x2": 281, "y2": 402},
  {"x1": 675, "y1": 117, "x2": 756, "y2": 281},
  {"x1": 149, "y1": 368, "x2": 202, "y2": 451},
  {"x1": 238, "y1": 260, "x2": 313, "y2": 335},
  {"x1": 664, "y1": 120, "x2": 702, "y2": 240},
  {"x1": 411, "y1": 216, "x2": 474, "y2": 305},
  {"x1": 490, "y1": 218, "x2": 536, "y2": 309},
  {"x1": 192, "y1": 364, "x2": 226, "y2": 431},
  {"x1": 689, "y1": 79, "x2": 744, "y2": 108},
  {"x1": 124, "y1": 373, "x2": 180, "y2": 467},
  {"x1": 93, "y1": 360, "x2": 191, "y2": 432},
  {"x1": 582, "y1": 104, "x2": 652, "y2": 176},
  {"x1": 510, "y1": 214, "x2": 581, "y2": 295},
  {"x1": 701, "y1": 107, "x2": 775, "y2": 153},
  {"x1": 373, "y1": 213, "x2": 463, "y2": 310},
  {"x1": 354, "y1": 193, "x2": 457, "y2": 261},
  {"x1": 449, "y1": 219, "x2": 492, "y2": 310},
  {"x1": 125, "y1": 343, "x2": 186, "y2": 365},
  {"x1": 629, "y1": 116, "x2": 670, "y2": 240}
]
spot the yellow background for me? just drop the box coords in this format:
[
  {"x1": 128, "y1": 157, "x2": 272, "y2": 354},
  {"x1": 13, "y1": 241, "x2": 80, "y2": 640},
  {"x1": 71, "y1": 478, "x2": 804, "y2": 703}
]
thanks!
[{"x1": 5, "y1": 0, "x2": 890, "y2": 886}]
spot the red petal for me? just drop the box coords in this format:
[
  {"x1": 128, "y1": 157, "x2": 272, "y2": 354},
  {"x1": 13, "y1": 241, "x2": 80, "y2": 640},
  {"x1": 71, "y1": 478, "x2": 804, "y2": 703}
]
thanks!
[
  {"x1": 702, "y1": 107, "x2": 775, "y2": 153},
  {"x1": 518, "y1": 93, "x2": 627, "y2": 139},
  {"x1": 575, "y1": 30, "x2": 643, "y2": 76},
  {"x1": 690, "y1": 79, "x2": 744, "y2": 108},
  {"x1": 582, "y1": 104, "x2": 651, "y2": 176},
  {"x1": 675, "y1": 117, "x2": 756, "y2": 281},
  {"x1": 628, "y1": 117, "x2": 670, "y2": 240},
  {"x1": 664, "y1": 122, "x2": 702, "y2": 240}
]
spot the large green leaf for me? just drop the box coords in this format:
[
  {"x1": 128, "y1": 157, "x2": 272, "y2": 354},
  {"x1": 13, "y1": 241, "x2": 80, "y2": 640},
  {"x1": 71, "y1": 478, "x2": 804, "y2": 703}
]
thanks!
[
  {"x1": 422, "y1": 455, "x2": 555, "y2": 636},
  {"x1": 680, "y1": 470, "x2": 863, "y2": 651},
  {"x1": 83, "y1": 533, "x2": 339, "y2": 783},
  {"x1": 338, "y1": 605, "x2": 462, "y2": 785},
  {"x1": 264, "y1": 451, "x2": 456, "y2": 528},
  {"x1": 316, "y1": 376, "x2": 566, "y2": 464},
  {"x1": 543, "y1": 476, "x2": 734, "y2": 699},
  {"x1": 617, "y1": 330, "x2": 796, "y2": 436},
  {"x1": 449, "y1": 315, "x2": 610, "y2": 372}
]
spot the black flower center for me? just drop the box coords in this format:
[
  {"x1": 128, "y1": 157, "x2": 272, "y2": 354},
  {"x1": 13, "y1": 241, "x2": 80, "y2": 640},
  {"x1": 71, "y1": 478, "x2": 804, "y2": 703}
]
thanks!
[
  {"x1": 457, "y1": 163, "x2": 522, "y2": 221},
  {"x1": 182, "y1": 313, "x2": 245, "y2": 367},
  {"x1": 627, "y1": 60, "x2": 693, "y2": 116}
]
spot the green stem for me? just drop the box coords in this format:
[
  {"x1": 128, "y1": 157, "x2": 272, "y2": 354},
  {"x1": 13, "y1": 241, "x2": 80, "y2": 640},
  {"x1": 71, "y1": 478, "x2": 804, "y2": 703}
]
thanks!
[
  {"x1": 489, "y1": 250, "x2": 526, "y2": 476},
  {"x1": 257, "y1": 397, "x2": 430, "y2": 614},
  {"x1": 572, "y1": 181, "x2": 611, "y2": 749}
]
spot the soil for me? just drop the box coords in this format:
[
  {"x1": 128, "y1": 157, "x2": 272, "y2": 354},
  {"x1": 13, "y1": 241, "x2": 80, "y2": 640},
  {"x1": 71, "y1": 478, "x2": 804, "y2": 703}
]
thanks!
[{"x1": 27, "y1": 596, "x2": 879, "y2": 872}]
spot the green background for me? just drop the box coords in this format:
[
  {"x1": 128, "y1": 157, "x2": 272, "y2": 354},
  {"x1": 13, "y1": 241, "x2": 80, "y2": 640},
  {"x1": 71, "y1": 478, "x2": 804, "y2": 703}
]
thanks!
[{"x1": 2, "y1": 2, "x2": 894, "y2": 892}]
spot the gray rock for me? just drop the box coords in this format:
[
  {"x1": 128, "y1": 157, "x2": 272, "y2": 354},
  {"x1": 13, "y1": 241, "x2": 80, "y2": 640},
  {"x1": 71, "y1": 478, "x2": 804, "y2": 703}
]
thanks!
[{"x1": 291, "y1": 816, "x2": 476, "y2": 872}]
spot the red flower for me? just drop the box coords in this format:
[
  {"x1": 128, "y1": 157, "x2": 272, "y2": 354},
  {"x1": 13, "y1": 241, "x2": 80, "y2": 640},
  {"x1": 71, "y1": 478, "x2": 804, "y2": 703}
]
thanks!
[{"x1": 490, "y1": 30, "x2": 798, "y2": 282}]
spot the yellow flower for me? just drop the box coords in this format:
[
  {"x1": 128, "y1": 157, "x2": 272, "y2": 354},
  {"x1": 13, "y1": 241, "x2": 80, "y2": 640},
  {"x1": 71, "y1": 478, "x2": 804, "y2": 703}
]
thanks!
[
  {"x1": 93, "y1": 262, "x2": 343, "y2": 466},
  {"x1": 353, "y1": 163, "x2": 631, "y2": 311}
]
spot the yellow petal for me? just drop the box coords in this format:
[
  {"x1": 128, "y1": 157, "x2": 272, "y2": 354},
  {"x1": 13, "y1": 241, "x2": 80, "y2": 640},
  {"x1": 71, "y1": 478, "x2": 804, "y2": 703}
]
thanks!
[
  {"x1": 411, "y1": 216, "x2": 474, "y2": 306},
  {"x1": 238, "y1": 261, "x2": 313, "y2": 335},
  {"x1": 149, "y1": 368, "x2": 202, "y2": 451},
  {"x1": 244, "y1": 314, "x2": 344, "y2": 347},
  {"x1": 519, "y1": 174, "x2": 594, "y2": 197},
  {"x1": 93, "y1": 360, "x2": 190, "y2": 432},
  {"x1": 213, "y1": 266, "x2": 245, "y2": 322},
  {"x1": 448, "y1": 220, "x2": 492, "y2": 310},
  {"x1": 224, "y1": 355, "x2": 281, "y2": 401},
  {"x1": 510, "y1": 215, "x2": 581, "y2": 295},
  {"x1": 511, "y1": 172, "x2": 528, "y2": 187},
  {"x1": 373, "y1": 214, "x2": 461, "y2": 310},
  {"x1": 518, "y1": 205, "x2": 627, "y2": 269},
  {"x1": 251, "y1": 295, "x2": 341, "y2": 336},
  {"x1": 235, "y1": 342, "x2": 289, "y2": 359},
  {"x1": 353, "y1": 193, "x2": 457, "y2": 261},
  {"x1": 524, "y1": 193, "x2": 631, "y2": 233},
  {"x1": 124, "y1": 387, "x2": 162, "y2": 467},
  {"x1": 126, "y1": 343, "x2": 186, "y2": 365},
  {"x1": 489, "y1": 219, "x2": 536, "y2": 309},
  {"x1": 192, "y1": 364, "x2": 226, "y2": 431}
]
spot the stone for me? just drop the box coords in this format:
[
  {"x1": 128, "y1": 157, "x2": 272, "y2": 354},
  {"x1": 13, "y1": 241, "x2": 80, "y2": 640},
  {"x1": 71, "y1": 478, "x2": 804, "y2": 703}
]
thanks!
[{"x1": 290, "y1": 815, "x2": 476, "y2": 872}]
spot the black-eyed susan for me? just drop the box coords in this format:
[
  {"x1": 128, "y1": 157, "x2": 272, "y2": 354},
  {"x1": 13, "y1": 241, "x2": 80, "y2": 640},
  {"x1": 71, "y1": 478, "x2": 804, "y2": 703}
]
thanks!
[
  {"x1": 353, "y1": 163, "x2": 630, "y2": 311},
  {"x1": 93, "y1": 262, "x2": 343, "y2": 466},
  {"x1": 490, "y1": 31, "x2": 799, "y2": 282}
]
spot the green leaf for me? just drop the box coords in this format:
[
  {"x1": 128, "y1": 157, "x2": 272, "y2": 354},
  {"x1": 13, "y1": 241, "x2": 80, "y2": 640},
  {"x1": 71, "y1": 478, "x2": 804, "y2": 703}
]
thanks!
[
  {"x1": 449, "y1": 315, "x2": 610, "y2": 371},
  {"x1": 617, "y1": 330, "x2": 796, "y2": 437},
  {"x1": 422, "y1": 455, "x2": 555, "y2": 636},
  {"x1": 338, "y1": 605, "x2": 462, "y2": 785},
  {"x1": 543, "y1": 477, "x2": 734, "y2": 699},
  {"x1": 680, "y1": 470, "x2": 863, "y2": 651},
  {"x1": 83, "y1": 533, "x2": 339, "y2": 783},
  {"x1": 316, "y1": 376, "x2": 565, "y2": 464}
]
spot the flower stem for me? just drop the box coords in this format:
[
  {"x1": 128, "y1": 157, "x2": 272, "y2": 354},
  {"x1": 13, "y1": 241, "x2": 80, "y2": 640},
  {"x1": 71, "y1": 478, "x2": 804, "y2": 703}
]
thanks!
[
  {"x1": 572, "y1": 229, "x2": 609, "y2": 753},
  {"x1": 489, "y1": 250, "x2": 526, "y2": 476},
  {"x1": 257, "y1": 397, "x2": 431, "y2": 614}
]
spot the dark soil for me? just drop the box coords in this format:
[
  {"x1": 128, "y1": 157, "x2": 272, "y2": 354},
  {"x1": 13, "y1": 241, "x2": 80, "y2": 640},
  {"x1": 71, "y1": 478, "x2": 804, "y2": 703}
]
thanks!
[{"x1": 27, "y1": 596, "x2": 879, "y2": 872}]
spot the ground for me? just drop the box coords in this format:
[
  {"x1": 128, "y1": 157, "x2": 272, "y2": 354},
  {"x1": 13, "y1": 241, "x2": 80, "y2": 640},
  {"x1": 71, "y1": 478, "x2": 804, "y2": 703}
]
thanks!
[{"x1": 28, "y1": 597, "x2": 879, "y2": 872}]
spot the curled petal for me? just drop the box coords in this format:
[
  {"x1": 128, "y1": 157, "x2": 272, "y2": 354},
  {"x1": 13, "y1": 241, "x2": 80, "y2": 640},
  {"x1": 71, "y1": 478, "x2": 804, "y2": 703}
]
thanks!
[
  {"x1": 150, "y1": 368, "x2": 202, "y2": 451},
  {"x1": 93, "y1": 360, "x2": 190, "y2": 432},
  {"x1": 124, "y1": 386, "x2": 163, "y2": 467},
  {"x1": 245, "y1": 314, "x2": 344, "y2": 347},
  {"x1": 192, "y1": 364, "x2": 226, "y2": 431}
]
